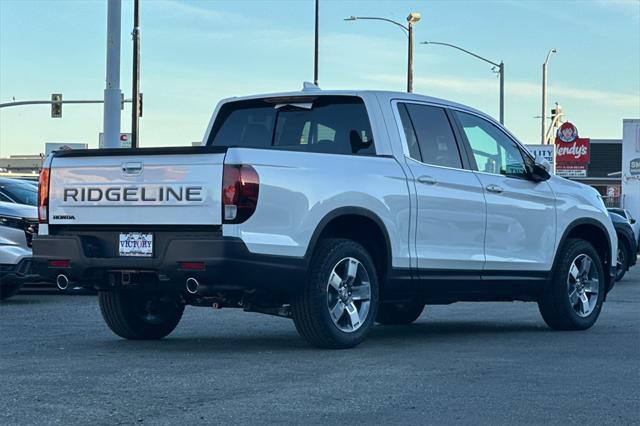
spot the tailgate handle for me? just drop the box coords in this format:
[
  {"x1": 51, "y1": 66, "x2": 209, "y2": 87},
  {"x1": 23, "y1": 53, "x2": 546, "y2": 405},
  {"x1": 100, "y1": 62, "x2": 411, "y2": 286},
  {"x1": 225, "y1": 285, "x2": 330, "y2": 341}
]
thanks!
[{"x1": 122, "y1": 162, "x2": 143, "y2": 176}]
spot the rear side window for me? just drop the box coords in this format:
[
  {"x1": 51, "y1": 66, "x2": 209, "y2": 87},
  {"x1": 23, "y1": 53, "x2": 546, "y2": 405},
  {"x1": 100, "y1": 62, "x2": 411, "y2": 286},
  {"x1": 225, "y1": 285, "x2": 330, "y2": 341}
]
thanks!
[
  {"x1": 208, "y1": 96, "x2": 375, "y2": 155},
  {"x1": 397, "y1": 103, "x2": 463, "y2": 169}
]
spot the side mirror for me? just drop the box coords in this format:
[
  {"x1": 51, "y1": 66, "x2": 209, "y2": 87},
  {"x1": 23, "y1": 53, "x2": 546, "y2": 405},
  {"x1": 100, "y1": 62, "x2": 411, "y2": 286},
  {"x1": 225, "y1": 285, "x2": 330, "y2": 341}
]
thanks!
[
  {"x1": 630, "y1": 218, "x2": 637, "y2": 225},
  {"x1": 529, "y1": 155, "x2": 551, "y2": 182}
]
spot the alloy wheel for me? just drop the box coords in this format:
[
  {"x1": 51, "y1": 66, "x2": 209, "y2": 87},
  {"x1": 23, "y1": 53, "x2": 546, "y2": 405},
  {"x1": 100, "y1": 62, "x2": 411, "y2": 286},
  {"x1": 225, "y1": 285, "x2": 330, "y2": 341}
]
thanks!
[
  {"x1": 326, "y1": 257, "x2": 371, "y2": 332},
  {"x1": 567, "y1": 254, "x2": 599, "y2": 317}
]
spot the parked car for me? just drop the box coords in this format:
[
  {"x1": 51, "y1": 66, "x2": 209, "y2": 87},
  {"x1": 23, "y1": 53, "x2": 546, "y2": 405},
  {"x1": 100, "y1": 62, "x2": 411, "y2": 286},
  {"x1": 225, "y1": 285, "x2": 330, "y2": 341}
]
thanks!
[
  {"x1": 33, "y1": 87, "x2": 617, "y2": 348},
  {"x1": 0, "y1": 201, "x2": 38, "y2": 300},
  {"x1": 608, "y1": 208, "x2": 639, "y2": 250},
  {"x1": 609, "y1": 211, "x2": 638, "y2": 282},
  {"x1": 0, "y1": 177, "x2": 38, "y2": 206}
]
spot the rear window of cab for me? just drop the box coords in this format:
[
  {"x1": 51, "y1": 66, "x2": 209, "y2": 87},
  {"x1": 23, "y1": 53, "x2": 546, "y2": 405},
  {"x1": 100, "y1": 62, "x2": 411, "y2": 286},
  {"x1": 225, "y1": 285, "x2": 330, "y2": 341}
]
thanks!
[{"x1": 207, "y1": 96, "x2": 375, "y2": 155}]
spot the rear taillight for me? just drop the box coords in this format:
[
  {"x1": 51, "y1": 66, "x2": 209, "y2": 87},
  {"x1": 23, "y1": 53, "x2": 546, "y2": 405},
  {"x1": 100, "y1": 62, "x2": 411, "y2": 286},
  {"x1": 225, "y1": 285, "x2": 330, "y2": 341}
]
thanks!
[
  {"x1": 222, "y1": 164, "x2": 259, "y2": 224},
  {"x1": 38, "y1": 168, "x2": 50, "y2": 224}
]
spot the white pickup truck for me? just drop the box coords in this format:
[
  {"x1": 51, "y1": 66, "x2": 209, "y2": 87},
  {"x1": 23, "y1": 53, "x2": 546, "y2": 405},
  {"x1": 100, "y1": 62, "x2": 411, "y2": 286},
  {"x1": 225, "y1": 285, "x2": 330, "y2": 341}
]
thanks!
[{"x1": 33, "y1": 86, "x2": 617, "y2": 348}]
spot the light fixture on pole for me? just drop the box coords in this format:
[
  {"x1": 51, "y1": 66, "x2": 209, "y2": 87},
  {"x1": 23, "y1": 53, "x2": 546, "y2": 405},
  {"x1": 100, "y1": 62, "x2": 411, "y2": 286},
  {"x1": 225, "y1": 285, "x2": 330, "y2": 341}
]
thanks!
[
  {"x1": 542, "y1": 48, "x2": 557, "y2": 144},
  {"x1": 344, "y1": 12, "x2": 421, "y2": 93},
  {"x1": 421, "y1": 41, "x2": 505, "y2": 124}
]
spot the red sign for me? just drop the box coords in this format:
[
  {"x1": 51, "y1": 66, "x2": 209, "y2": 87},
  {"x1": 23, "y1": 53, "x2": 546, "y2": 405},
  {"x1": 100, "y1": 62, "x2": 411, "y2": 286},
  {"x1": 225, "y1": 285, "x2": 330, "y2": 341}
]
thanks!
[{"x1": 555, "y1": 122, "x2": 590, "y2": 177}]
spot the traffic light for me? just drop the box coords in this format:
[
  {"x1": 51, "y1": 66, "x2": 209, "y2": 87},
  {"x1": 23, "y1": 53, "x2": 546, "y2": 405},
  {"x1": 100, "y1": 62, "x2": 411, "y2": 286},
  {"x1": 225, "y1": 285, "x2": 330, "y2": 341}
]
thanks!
[
  {"x1": 550, "y1": 103, "x2": 563, "y2": 130},
  {"x1": 51, "y1": 94, "x2": 62, "y2": 118}
]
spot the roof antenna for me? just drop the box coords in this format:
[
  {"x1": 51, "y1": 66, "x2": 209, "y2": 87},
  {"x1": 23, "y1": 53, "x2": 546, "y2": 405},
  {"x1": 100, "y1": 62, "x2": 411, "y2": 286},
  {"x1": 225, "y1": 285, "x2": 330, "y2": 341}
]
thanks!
[{"x1": 303, "y1": 81, "x2": 321, "y2": 92}]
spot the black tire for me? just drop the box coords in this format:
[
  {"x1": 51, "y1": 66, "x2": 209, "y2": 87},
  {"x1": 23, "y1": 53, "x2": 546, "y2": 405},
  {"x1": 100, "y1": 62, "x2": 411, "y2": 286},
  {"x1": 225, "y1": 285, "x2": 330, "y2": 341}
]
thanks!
[
  {"x1": 0, "y1": 281, "x2": 23, "y2": 301},
  {"x1": 615, "y1": 239, "x2": 629, "y2": 282},
  {"x1": 98, "y1": 288, "x2": 184, "y2": 340},
  {"x1": 376, "y1": 302, "x2": 425, "y2": 325},
  {"x1": 292, "y1": 238, "x2": 379, "y2": 349},
  {"x1": 538, "y1": 238, "x2": 605, "y2": 331}
]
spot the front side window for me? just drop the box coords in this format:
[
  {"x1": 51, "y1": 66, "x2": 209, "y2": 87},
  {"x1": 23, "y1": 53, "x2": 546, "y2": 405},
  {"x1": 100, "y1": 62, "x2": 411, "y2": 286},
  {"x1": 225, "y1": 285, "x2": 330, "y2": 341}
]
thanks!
[
  {"x1": 209, "y1": 96, "x2": 375, "y2": 155},
  {"x1": 454, "y1": 111, "x2": 527, "y2": 178}
]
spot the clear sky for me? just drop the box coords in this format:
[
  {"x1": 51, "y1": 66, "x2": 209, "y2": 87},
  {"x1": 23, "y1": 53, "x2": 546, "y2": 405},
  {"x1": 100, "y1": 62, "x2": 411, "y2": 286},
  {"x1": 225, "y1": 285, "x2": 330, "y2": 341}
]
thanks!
[{"x1": 1, "y1": 0, "x2": 639, "y2": 156}]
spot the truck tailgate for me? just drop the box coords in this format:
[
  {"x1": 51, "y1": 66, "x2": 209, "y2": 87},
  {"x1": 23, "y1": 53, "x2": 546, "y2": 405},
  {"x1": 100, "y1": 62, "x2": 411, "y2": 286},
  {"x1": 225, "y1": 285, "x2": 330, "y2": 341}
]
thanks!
[{"x1": 48, "y1": 149, "x2": 225, "y2": 226}]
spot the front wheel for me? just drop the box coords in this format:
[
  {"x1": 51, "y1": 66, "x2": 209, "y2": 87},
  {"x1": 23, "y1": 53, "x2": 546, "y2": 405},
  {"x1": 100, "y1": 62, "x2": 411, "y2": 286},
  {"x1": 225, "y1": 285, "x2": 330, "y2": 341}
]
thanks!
[
  {"x1": 99, "y1": 289, "x2": 184, "y2": 340},
  {"x1": 538, "y1": 239, "x2": 605, "y2": 330},
  {"x1": 292, "y1": 239, "x2": 379, "y2": 349}
]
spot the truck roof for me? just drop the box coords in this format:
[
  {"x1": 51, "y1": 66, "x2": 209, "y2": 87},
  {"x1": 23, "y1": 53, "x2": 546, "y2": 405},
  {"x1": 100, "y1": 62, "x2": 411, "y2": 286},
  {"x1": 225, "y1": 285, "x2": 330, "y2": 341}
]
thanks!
[{"x1": 217, "y1": 86, "x2": 497, "y2": 126}]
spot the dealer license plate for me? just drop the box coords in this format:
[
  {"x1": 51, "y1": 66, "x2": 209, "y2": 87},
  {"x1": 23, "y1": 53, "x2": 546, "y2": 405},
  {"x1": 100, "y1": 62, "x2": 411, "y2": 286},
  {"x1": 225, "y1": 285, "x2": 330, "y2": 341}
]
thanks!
[{"x1": 119, "y1": 232, "x2": 153, "y2": 257}]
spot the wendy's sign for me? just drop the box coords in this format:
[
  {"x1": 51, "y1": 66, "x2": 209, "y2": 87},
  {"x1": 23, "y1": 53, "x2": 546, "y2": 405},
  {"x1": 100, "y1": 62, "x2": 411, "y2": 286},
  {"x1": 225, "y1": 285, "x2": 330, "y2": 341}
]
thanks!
[{"x1": 555, "y1": 122, "x2": 590, "y2": 177}]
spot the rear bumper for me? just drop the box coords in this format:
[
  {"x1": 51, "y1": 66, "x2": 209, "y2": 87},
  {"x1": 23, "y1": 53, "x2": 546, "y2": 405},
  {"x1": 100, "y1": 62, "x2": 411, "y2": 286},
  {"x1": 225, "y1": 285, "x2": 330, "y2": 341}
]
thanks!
[
  {"x1": 32, "y1": 229, "x2": 307, "y2": 295},
  {"x1": 0, "y1": 258, "x2": 38, "y2": 286}
]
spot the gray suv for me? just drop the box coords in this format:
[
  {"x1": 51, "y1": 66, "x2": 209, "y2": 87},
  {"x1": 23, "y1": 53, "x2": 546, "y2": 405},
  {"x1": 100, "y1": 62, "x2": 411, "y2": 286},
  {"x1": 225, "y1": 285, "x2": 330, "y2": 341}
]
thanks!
[{"x1": 0, "y1": 201, "x2": 38, "y2": 300}]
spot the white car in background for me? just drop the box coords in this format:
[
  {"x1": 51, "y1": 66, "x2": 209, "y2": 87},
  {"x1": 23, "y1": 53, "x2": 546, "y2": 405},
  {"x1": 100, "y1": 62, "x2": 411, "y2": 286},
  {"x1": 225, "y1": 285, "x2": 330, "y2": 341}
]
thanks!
[{"x1": 0, "y1": 201, "x2": 37, "y2": 300}]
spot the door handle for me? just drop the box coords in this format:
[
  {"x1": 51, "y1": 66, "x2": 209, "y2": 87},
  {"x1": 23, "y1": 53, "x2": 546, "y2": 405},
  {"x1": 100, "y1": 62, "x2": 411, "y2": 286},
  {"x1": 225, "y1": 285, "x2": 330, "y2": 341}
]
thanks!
[
  {"x1": 486, "y1": 184, "x2": 504, "y2": 193},
  {"x1": 121, "y1": 162, "x2": 143, "y2": 176},
  {"x1": 417, "y1": 175, "x2": 438, "y2": 185}
]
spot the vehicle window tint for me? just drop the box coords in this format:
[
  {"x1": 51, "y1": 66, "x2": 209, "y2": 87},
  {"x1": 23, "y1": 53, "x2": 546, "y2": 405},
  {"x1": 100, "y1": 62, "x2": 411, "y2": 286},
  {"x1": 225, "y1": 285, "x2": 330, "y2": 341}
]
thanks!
[
  {"x1": 208, "y1": 96, "x2": 375, "y2": 155},
  {"x1": 454, "y1": 111, "x2": 527, "y2": 178},
  {"x1": 210, "y1": 103, "x2": 276, "y2": 148},
  {"x1": 273, "y1": 98, "x2": 374, "y2": 155},
  {"x1": 403, "y1": 104, "x2": 462, "y2": 169},
  {"x1": 397, "y1": 104, "x2": 421, "y2": 160},
  {"x1": 0, "y1": 191, "x2": 11, "y2": 202},
  {"x1": 0, "y1": 182, "x2": 37, "y2": 205}
]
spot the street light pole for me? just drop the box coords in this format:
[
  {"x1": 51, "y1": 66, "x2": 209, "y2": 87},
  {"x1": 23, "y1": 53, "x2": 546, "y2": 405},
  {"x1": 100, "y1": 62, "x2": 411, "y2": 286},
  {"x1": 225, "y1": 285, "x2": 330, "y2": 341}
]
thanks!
[
  {"x1": 421, "y1": 41, "x2": 504, "y2": 124},
  {"x1": 314, "y1": 0, "x2": 319, "y2": 86},
  {"x1": 407, "y1": 19, "x2": 413, "y2": 93},
  {"x1": 131, "y1": 0, "x2": 140, "y2": 148},
  {"x1": 542, "y1": 48, "x2": 557, "y2": 144},
  {"x1": 345, "y1": 13, "x2": 421, "y2": 93},
  {"x1": 499, "y1": 61, "x2": 504, "y2": 125}
]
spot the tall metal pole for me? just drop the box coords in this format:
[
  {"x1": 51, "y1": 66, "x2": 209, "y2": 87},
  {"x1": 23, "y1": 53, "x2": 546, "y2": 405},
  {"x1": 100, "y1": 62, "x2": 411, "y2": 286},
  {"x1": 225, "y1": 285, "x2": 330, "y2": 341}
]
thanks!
[
  {"x1": 541, "y1": 48, "x2": 556, "y2": 145},
  {"x1": 420, "y1": 42, "x2": 503, "y2": 124},
  {"x1": 541, "y1": 61, "x2": 547, "y2": 144},
  {"x1": 499, "y1": 61, "x2": 504, "y2": 124},
  {"x1": 407, "y1": 22, "x2": 413, "y2": 93},
  {"x1": 131, "y1": 0, "x2": 140, "y2": 148},
  {"x1": 103, "y1": 0, "x2": 122, "y2": 149},
  {"x1": 314, "y1": 0, "x2": 319, "y2": 86}
]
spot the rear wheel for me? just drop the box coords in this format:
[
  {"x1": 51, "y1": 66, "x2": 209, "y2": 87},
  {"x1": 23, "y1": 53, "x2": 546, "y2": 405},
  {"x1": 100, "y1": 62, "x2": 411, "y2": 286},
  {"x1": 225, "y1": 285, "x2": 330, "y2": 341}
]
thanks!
[
  {"x1": 376, "y1": 302, "x2": 424, "y2": 325},
  {"x1": 99, "y1": 288, "x2": 184, "y2": 340},
  {"x1": 615, "y1": 240, "x2": 629, "y2": 282},
  {"x1": 292, "y1": 239, "x2": 379, "y2": 349},
  {"x1": 538, "y1": 239, "x2": 605, "y2": 330}
]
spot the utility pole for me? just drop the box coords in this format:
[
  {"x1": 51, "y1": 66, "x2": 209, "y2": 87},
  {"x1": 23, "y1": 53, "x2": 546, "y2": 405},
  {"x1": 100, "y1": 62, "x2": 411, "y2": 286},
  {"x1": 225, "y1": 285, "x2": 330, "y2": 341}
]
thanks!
[
  {"x1": 541, "y1": 48, "x2": 556, "y2": 144},
  {"x1": 103, "y1": 0, "x2": 122, "y2": 149},
  {"x1": 131, "y1": 0, "x2": 140, "y2": 148},
  {"x1": 407, "y1": 18, "x2": 414, "y2": 93},
  {"x1": 499, "y1": 61, "x2": 504, "y2": 125},
  {"x1": 314, "y1": 0, "x2": 319, "y2": 86}
]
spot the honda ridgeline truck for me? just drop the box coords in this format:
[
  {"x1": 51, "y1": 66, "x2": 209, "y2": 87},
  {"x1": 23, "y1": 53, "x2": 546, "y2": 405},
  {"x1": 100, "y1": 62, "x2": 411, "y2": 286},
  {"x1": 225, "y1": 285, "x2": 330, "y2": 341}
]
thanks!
[{"x1": 33, "y1": 86, "x2": 617, "y2": 348}]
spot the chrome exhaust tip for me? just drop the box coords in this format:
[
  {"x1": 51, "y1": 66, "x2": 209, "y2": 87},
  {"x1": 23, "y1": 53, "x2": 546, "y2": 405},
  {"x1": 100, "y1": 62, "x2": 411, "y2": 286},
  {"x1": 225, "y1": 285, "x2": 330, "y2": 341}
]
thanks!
[
  {"x1": 185, "y1": 277, "x2": 199, "y2": 295},
  {"x1": 56, "y1": 274, "x2": 70, "y2": 291}
]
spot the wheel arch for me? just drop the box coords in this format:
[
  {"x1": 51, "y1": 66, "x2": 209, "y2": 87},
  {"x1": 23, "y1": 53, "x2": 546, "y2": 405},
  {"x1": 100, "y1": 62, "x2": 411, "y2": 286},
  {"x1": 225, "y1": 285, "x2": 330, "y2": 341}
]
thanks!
[
  {"x1": 554, "y1": 218, "x2": 614, "y2": 291},
  {"x1": 304, "y1": 207, "x2": 392, "y2": 282}
]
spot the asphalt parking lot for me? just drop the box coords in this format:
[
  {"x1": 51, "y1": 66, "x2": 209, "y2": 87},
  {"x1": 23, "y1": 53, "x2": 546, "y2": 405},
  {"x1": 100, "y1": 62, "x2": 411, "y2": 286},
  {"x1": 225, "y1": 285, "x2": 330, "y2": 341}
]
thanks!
[{"x1": 2, "y1": 260, "x2": 639, "y2": 425}]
